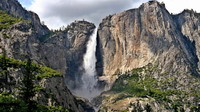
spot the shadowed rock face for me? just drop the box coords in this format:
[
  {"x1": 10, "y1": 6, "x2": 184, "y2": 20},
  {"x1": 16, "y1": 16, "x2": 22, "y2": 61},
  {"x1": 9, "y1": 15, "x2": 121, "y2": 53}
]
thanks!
[
  {"x1": 96, "y1": 1, "x2": 199, "y2": 85},
  {"x1": 39, "y1": 21, "x2": 95, "y2": 89},
  {"x1": 0, "y1": 20, "x2": 95, "y2": 112},
  {"x1": 0, "y1": 0, "x2": 95, "y2": 111},
  {"x1": 173, "y1": 10, "x2": 200, "y2": 69}
]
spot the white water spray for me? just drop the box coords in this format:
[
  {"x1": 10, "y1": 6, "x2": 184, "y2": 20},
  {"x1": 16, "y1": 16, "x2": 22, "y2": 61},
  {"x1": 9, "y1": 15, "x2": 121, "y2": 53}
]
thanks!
[{"x1": 74, "y1": 28, "x2": 100, "y2": 100}]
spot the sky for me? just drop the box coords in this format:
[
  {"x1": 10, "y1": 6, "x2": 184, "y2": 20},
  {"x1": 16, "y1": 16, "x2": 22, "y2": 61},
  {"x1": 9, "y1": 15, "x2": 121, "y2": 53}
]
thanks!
[
  {"x1": 18, "y1": 0, "x2": 32, "y2": 8},
  {"x1": 18, "y1": 0, "x2": 200, "y2": 29}
]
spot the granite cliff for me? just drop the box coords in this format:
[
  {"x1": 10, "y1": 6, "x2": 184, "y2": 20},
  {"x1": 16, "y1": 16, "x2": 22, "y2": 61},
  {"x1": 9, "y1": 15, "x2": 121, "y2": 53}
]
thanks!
[
  {"x1": 96, "y1": 1, "x2": 198, "y2": 84},
  {"x1": 96, "y1": 1, "x2": 200, "y2": 111}
]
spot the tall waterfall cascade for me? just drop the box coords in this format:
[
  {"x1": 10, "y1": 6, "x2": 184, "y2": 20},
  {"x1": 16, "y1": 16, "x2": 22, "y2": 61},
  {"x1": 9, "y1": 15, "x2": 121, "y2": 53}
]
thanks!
[{"x1": 73, "y1": 28, "x2": 101, "y2": 100}]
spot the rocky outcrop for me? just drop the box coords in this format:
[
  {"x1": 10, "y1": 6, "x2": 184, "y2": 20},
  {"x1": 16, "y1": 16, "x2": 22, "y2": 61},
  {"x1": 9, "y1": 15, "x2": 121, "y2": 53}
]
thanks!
[
  {"x1": 96, "y1": 1, "x2": 199, "y2": 84},
  {"x1": 96, "y1": 64, "x2": 200, "y2": 111},
  {"x1": 0, "y1": 0, "x2": 95, "y2": 111},
  {"x1": 0, "y1": 0, "x2": 49, "y2": 37}
]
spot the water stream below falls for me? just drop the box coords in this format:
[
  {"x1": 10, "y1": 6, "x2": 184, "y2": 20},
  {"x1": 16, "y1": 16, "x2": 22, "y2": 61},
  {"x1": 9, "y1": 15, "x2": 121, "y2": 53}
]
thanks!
[{"x1": 73, "y1": 28, "x2": 101, "y2": 101}]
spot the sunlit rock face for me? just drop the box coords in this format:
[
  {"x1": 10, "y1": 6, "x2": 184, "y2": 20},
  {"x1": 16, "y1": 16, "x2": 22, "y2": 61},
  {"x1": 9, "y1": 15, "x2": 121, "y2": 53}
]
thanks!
[
  {"x1": 95, "y1": 1, "x2": 200, "y2": 111},
  {"x1": 96, "y1": 1, "x2": 199, "y2": 85}
]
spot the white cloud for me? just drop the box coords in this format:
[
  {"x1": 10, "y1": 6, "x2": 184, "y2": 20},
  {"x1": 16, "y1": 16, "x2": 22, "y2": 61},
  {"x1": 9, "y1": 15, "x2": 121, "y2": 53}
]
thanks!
[
  {"x1": 29, "y1": 0, "x2": 143, "y2": 29},
  {"x1": 28, "y1": 0, "x2": 200, "y2": 29},
  {"x1": 158, "y1": 0, "x2": 200, "y2": 14}
]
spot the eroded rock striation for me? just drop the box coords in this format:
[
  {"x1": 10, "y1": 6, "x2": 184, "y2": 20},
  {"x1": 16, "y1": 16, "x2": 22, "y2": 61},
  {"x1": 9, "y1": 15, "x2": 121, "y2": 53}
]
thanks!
[
  {"x1": 96, "y1": 1, "x2": 200, "y2": 111},
  {"x1": 97, "y1": 0, "x2": 199, "y2": 86}
]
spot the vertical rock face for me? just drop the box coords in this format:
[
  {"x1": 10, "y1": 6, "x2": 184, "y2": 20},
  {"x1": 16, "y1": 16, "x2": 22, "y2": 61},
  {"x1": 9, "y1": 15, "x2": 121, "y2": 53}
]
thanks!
[
  {"x1": 96, "y1": 2, "x2": 200, "y2": 111},
  {"x1": 96, "y1": 1, "x2": 199, "y2": 84},
  {"x1": 174, "y1": 10, "x2": 200, "y2": 69},
  {"x1": 39, "y1": 21, "x2": 95, "y2": 89}
]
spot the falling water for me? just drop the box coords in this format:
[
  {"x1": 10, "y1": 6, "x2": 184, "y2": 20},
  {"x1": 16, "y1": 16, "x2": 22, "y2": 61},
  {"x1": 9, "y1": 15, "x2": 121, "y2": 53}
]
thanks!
[{"x1": 73, "y1": 28, "x2": 100, "y2": 100}]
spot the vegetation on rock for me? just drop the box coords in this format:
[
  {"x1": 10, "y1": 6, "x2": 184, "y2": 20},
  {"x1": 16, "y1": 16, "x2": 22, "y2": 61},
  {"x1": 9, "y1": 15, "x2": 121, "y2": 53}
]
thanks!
[
  {"x1": 0, "y1": 53, "x2": 68, "y2": 112},
  {"x1": 109, "y1": 63, "x2": 200, "y2": 111},
  {"x1": 0, "y1": 10, "x2": 22, "y2": 31},
  {"x1": 0, "y1": 55, "x2": 62, "y2": 80}
]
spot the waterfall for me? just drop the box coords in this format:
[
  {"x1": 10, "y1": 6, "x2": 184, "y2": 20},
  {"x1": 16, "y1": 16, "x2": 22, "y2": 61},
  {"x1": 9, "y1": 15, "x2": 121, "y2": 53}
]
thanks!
[{"x1": 73, "y1": 28, "x2": 100, "y2": 100}]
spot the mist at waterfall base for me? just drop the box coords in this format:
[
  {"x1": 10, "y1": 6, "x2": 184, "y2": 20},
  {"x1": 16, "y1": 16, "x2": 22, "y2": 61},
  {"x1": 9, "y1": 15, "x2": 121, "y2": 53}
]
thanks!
[{"x1": 72, "y1": 29, "x2": 101, "y2": 100}]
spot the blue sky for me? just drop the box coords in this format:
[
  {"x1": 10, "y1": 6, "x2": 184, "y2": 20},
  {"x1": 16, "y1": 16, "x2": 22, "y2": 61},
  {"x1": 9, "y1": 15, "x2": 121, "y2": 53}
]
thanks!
[{"x1": 18, "y1": 0, "x2": 32, "y2": 8}]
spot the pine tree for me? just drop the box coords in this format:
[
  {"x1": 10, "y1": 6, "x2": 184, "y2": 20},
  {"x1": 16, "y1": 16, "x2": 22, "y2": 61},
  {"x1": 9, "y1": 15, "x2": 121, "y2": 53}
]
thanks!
[
  {"x1": 0, "y1": 49, "x2": 19, "y2": 111},
  {"x1": 19, "y1": 58, "x2": 38, "y2": 112}
]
